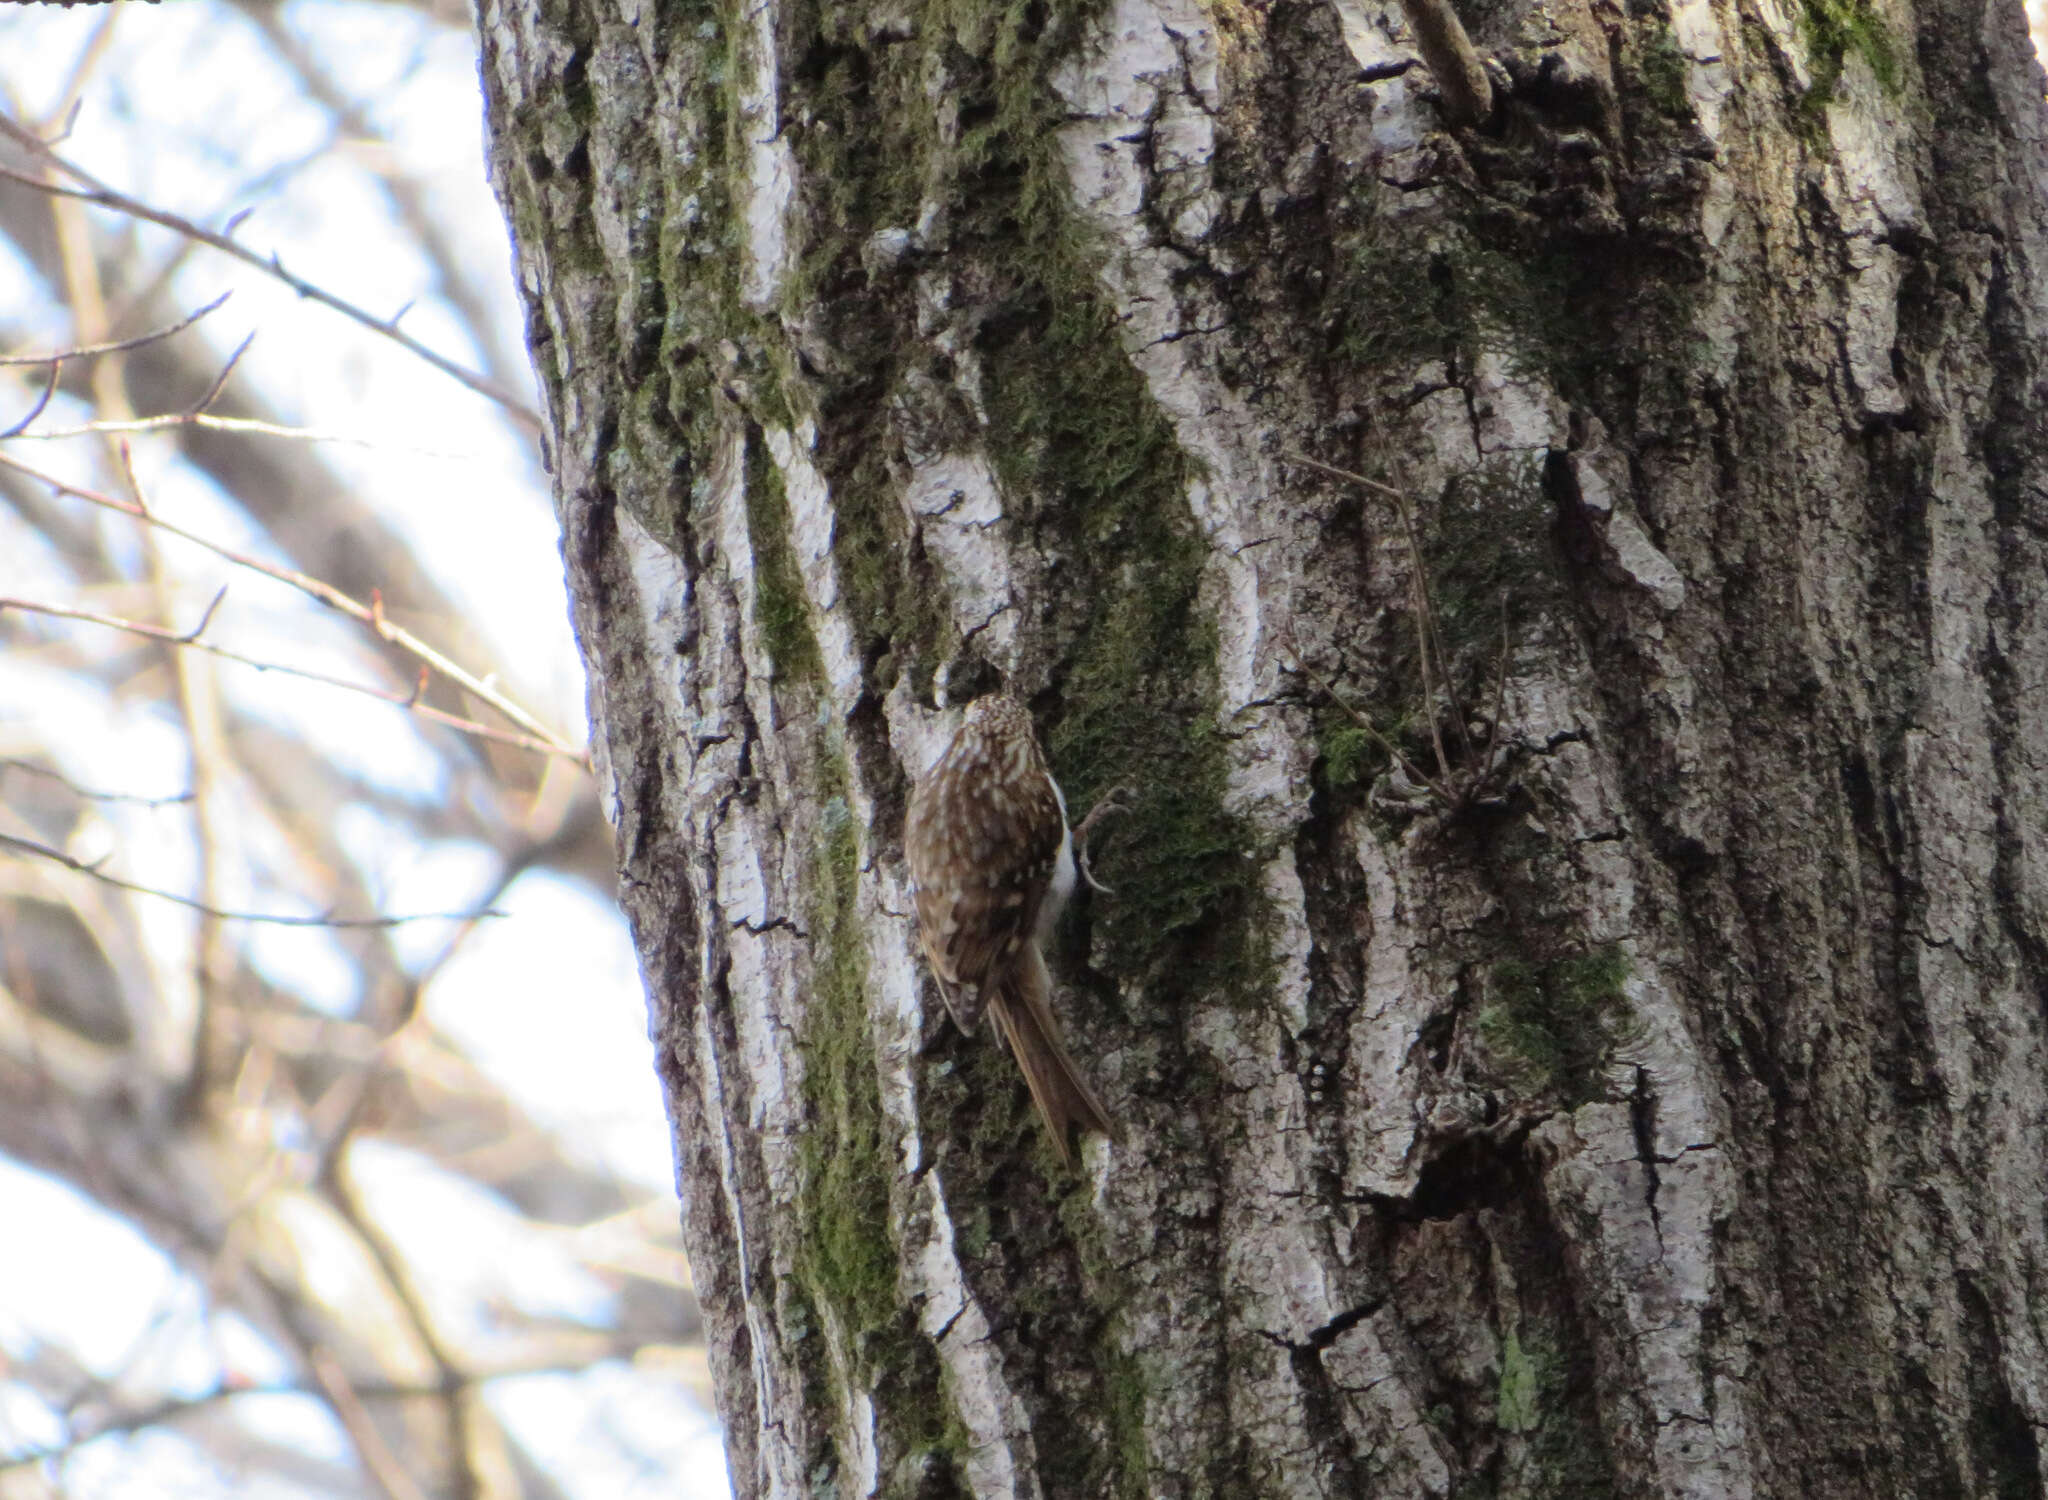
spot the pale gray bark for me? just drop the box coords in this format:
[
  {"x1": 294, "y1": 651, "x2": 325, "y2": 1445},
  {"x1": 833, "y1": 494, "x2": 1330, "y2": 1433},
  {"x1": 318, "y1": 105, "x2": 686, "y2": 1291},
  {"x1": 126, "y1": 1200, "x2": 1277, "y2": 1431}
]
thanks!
[{"x1": 480, "y1": 0, "x2": 2048, "y2": 1491}]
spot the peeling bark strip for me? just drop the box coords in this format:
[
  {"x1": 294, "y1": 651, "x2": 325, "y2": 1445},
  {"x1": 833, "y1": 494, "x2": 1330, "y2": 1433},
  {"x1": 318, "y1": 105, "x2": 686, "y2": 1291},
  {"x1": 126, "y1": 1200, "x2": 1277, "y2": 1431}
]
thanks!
[{"x1": 481, "y1": 0, "x2": 2048, "y2": 1490}]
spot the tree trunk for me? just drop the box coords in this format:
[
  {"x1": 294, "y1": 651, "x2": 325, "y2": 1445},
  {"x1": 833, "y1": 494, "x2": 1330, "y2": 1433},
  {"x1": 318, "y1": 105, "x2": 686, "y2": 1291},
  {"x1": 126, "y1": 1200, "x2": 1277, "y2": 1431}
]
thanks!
[{"x1": 477, "y1": 0, "x2": 2048, "y2": 1489}]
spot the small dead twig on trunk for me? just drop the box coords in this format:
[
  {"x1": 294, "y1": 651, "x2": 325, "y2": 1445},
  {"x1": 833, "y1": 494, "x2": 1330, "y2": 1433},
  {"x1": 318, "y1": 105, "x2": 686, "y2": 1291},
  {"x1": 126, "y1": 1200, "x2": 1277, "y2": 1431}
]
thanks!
[{"x1": 1280, "y1": 452, "x2": 1516, "y2": 811}]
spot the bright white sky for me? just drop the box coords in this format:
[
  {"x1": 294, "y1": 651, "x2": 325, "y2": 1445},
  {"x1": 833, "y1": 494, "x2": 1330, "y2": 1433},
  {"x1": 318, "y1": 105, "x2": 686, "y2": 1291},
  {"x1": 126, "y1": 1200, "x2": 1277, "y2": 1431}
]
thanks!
[{"x1": 0, "y1": 2, "x2": 729, "y2": 1496}]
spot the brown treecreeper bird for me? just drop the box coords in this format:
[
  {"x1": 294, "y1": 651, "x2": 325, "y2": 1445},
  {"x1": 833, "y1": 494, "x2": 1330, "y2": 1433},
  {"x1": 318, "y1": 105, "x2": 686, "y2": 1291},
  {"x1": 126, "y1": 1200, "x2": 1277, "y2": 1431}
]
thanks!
[{"x1": 904, "y1": 695, "x2": 1117, "y2": 1165}]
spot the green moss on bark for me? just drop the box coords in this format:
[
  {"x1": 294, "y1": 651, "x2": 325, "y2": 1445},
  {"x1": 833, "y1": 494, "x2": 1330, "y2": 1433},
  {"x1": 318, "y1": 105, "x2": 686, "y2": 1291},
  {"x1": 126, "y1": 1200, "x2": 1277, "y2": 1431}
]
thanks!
[
  {"x1": 1100, "y1": 1346, "x2": 1155, "y2": 1498},
  {"x1": 1634, "y1": 23, "x2": 1690, "y2": 116},
  {"x1": 653, "y1": 0, "x2": 1267, "y2": 1484},
  {"x1": 1799, "y1": 0, "x2": 1901, "y2": 103},
  {"x1": 976, "y1": 266, "x2": 1270, "y2": 1000},
  {"x1": 793, "y1": 775, "x2": 978, "y2": 1496},
  {"x1": 1491, "y1": 1320, "x2": 1618, "y2": 1499},
  {"x1": 796, "y1": 791, "x2": 897, "y2": 1341},
  {"x1": 770, "y1": 0, "x2": 1271, "y2": 990},
  {"x1": 1477, "y1": 947, "x2": 1633, "y2": 1108},
  {"x1": 1424, "y1": 455, "x2": 1565, "y2": 696},
  {"x1": 743, "y1": 431, "x2": 826, "y2": 683}
]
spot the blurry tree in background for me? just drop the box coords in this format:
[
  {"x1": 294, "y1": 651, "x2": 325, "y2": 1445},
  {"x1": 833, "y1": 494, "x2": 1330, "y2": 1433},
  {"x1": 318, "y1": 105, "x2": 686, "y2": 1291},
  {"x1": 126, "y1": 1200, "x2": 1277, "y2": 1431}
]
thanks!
[{"x1": 0, "y1": 4, "x2": 723, "y2": 1498}]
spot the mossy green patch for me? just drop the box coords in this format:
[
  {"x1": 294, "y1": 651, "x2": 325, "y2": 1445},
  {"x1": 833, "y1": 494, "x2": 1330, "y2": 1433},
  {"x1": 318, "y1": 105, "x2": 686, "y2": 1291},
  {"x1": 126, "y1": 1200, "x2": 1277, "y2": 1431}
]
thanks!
[
  {"x1": 835, "y1": 447, "x2": 956, "y2": 697},
  {"x1": 743, "y1": 430, "x2": 827, "y2": 683},
  {"x1": 1477, "y1": 946, "x2": 1633, "y2": 1108},
  {"x1": 1316, "y1": 716, "x2": 1384, "y2": 792},
  {"x1": 1100, "y1": 1346, "x2": 1153, "y2": 1499},
  {"x1": 971, "y1": 242, "x2": 1270, "y2": 998},
  {"x1": 1493, "y1": 1322, "x2": 1617, "y2": 1498},
  {"x1": 1799, "y1": 0, "x2": 1900, "y2": 105},
  {"x1": 1422, "y1": 455, "x2": 1563, "y2": 698},
  {"x1": 1337, "y1": 226, "x2": 1461, "y2": 373},
  {"x1": 1334, "y1": 222, "x2": 1594, "y2": 390},
  {"x1": 1332, "y1": 176, "x2": 1710, "y2": 418},
  {"x1": 796, "y1": 790, "x2": 898, "y2": 1343},
  {"x1": 1635, "y1": 24, "x2": 1690, "y2": 117},
  {"x1": 1496, "y1": 1330, "x2": 1541, "y2": 1433},
  {"x1": 794, "y1": 775, "x2": 981, "y2": 1495},
  {"x1": 772, "y1": 0, "x2": 1124, "y2": 688}
]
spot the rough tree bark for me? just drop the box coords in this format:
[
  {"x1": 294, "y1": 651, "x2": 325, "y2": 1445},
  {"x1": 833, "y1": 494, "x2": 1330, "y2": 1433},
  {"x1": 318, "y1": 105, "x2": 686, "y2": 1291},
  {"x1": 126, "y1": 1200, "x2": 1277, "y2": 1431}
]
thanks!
[{"x1": 477, "y1": 0, "x2": 2048, "y2": 1488}]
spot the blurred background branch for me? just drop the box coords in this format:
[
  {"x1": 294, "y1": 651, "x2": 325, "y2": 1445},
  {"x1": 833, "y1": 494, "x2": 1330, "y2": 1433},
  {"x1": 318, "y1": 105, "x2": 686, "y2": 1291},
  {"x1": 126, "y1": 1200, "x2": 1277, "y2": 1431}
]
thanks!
[{"x1": 0, "y1": 5, "x2": 714, "y2": 1498}]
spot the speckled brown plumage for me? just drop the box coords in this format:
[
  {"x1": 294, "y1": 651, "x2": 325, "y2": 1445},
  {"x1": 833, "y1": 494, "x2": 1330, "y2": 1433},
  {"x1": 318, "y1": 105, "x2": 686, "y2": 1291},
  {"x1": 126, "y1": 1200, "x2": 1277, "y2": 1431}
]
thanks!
[{"x1": 905, "y1": 696, "x2": 1114, "y2": 1165}]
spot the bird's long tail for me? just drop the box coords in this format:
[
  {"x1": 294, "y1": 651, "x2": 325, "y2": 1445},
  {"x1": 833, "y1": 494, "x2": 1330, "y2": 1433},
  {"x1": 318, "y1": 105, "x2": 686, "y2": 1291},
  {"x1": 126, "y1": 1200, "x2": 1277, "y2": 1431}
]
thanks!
[{"x1": 986, "y1": 944, "x2": 1116, "y2": 1167}]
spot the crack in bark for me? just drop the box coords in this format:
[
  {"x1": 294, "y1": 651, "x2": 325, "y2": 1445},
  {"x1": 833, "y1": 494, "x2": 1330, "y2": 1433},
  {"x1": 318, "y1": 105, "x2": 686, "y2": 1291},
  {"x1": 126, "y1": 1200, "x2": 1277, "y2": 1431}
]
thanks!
[{"x1": 1630, "y1": 1064, "x2": 1665, "y2": 1251}]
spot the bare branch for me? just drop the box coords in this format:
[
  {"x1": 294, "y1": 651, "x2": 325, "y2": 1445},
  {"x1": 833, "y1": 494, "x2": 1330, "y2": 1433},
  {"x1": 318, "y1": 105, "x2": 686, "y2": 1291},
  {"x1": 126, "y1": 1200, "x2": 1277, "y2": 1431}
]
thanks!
[
  {"x1": 0, "y1": 830, "x2": 506, "y2": 928},
  {"x1": 0, "y1": 115, "x2": 542, "y2": 433},
  {"x1": 230, "y1": 0, "x2": 537, "y2": 402},
  {"x1": 188, "y1": 328, "x2": 255, "y2": 415},
  {"x1": 0, "y1": 289, "x2": 231, "y2": 365},
  {"x1": 0, "y1": 354, "x2": 61, "y2": 438},
  {"x1": 0, "y1": 449, "x2": 586, "y2": 761},
  {"x1": 0, "y1": 593, "x2": 582, "y2": 761},
  {"x1": 0, "y1": 756, "x2": 194, "y2": 808},
  {"x1": 305, "y1": 1347, "x2": 437, "y2": 1500},
  {"x1": 7, "y1": 409, "x2": 471, "y2": 452},
  {"x1": 0, "y1": 1355, "x2": 654, "y2": 1477}
]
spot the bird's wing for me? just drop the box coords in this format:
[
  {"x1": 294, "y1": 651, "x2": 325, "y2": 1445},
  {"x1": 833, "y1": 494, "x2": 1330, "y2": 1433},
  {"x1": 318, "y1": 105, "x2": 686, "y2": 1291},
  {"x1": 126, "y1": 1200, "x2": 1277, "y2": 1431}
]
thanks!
[{"x1": 909, "y1": 763, "x2": 1063, "y2": 1034}]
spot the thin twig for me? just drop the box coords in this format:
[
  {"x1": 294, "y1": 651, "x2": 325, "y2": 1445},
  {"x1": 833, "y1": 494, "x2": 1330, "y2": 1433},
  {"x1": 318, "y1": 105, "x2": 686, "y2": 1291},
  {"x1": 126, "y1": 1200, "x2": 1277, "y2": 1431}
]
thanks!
[
  {"x1": 0, "y1": 290, "x2": 231, "y2": 365},
  {"x1": 188, "y1": 329, "x2": 255, "y2": 415},
  {"x1": 231, "y1": 0, "x2": 537, "y2": 403},
  {"x1": 7, "y1": 410, "x2": 471, "y2": 453},
  {"x1": 0, "y1": 831, "x2": 505, "y2": 928},
  {"x1": 0, "y1": 116, "x2": 541, "y2": 433},
  {"x1": 175, "y1": 584, "x2": 228, "y2": 642},
  {"x1": 0, "y1": 756, "x2": 194, "y2": 808},
  {"x1": 1283, "y1": 450, "x2": 1409, "y2": 502},
  {"x1": 37, "y1": 6, "x2": 120, "y2": 143},
  {"x1": 1482, "y1": 591, "x2": 1512, "y2": 782},
  {"x1": 0, "y1": 1357, "x2": 640, "y2": 1475},
  {"x1": 134, "y1": 442, "x2": 574, "y2": 752},
  {"x1": 0, "y1": 593, "x2": 583, "y2": 762},
  {"x1": 1385, "y1": 472, "x2": 1464, "y2": 783},
  {"x1": 0, "y1": 448, "x2": 583, "y2": 760},
  {"x1": 305, "y1": 1347, "x2": 436, "y2": 1500},
  {"x1": 1283, "y1": 450, "x2": 1458, "y2": 784},
  {"x1": 1277, "y1": 631, "x2": 1450, "y2": 801},
  {"x1": 1, "y1": 357, "x2": 61, "y2": 439}
]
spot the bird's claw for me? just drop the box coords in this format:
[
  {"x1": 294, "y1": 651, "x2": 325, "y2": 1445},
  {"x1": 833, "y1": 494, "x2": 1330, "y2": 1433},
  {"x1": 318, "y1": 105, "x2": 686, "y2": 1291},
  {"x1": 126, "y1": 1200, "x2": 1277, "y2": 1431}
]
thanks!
[{"x1": 1075, "y1": 785, "x2": 1135, "y2": 895}]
